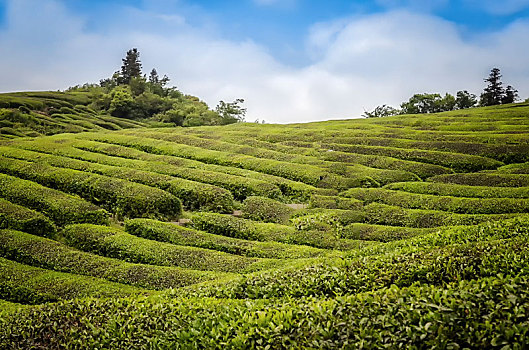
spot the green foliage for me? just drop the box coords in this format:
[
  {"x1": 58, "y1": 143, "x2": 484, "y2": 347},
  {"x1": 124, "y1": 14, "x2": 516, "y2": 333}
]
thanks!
[
  {"x1": 309, "y1": 195, "x2": 363, "y2": 210},
  {"x1": 0, "y1": 173, "x2": 109, "y2": 226},
  {"x1": 386, "y1": 181, "x2": 529, "y2": 198},
  {"x1": 62, "y1": 224, "x2": 277, "y2": 274},
  {"x1": 241, "y1": 196, "x2": 295, "y2": 224},
  {"x1": 342, "y1": 187, "x2": 529, "y2": 214},
  {"x1": 125, "y1": 219, "x2": 326, "y2": 259},
  {"x1": 215, "y1": 98, "x2": 246, "y2": 124},
  {"x1": 431, "y1": 173, "x2": 529, "y2": 187},
  {"x1": 0, "y1": 199, "x2": 55, "y2": 237},
  {"x1": 0, "y1": 229, "x2": 222, "y2": 290},
  {"x1": 0, "y1": 155, "x2": 181, "y2": 219},
  {"x1": 400, "y1": 93, "x2": 457, "y2": 114},
  {"x1": 0, "y1": 257, "x2": 145, "y2": 304}
]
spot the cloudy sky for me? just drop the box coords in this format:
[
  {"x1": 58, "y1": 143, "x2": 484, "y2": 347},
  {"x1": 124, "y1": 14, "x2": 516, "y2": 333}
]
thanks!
[{"x1": 1, "y1": 0, "x2": 528, "y2": 123}]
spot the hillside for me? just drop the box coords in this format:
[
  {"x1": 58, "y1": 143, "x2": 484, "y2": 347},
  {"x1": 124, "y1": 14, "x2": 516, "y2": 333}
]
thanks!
[
  {"x1": 0, "y1": 91, "x2": 147, "y2": 138},
  {"x1": 1, "y1": 101, "x2": 529, "y2": 348}
]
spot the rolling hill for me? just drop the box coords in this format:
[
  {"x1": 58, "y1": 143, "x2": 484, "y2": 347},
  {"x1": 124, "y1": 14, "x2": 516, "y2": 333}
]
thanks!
[{"x1": 1, "y1": 94, "x2": 529, "y2": 348}]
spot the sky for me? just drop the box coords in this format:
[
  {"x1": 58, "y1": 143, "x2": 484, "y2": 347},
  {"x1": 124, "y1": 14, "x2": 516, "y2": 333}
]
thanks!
[{"x1": 0, "y1": 0, "x2": 528, "y2": 123}]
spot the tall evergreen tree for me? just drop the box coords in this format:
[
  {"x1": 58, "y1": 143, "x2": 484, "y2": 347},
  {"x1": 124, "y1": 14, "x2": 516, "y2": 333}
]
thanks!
[
  {"x1": 480, "y1": 68, "x2": 504, "y2": 106},
  {"x1": 502, "y1": 85, "x2": 519, "y2": 104},
  {"x1": 148, "y1": 68, "x2": 159, "y2": 84},
  {"x1": 119, "y1": 48, "x2": 143, "y2": 85}
]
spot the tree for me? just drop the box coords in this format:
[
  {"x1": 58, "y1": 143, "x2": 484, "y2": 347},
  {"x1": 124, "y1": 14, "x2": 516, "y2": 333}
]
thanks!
[
  {"x1": 502, "y1": 85, "x2": 519, "y2": 104},
  {"x1": 362, "y1": 105, "x2": 399, "y2": 118},
  {"x1": 109, "y1": 86, "x2": 134, "y2": 118},
  {"x1": 480, "y1": 68, "x2": 504, "y2": 106},
  {"x1": 455, "y1": 90, "x2": 477, "y2": 109},
  {"x1": 119, "y1": 48, "x2": 143, "y2": 85},
  {"x1": 215, "y1": 98, "x2": 246, "y2": 124},
  {"x1": 148, "y1": 69, "x2": 159, "y2": 84}
]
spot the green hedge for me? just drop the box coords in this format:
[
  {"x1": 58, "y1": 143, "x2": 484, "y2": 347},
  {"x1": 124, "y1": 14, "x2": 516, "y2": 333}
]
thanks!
[
  {"x1": 0, "y1": 173, "x2": 109, "y2": 226},
  {"x1": 0, "y1": 229, "x2": 226, "y2": 290},
  {"x1": 360, "y1": 203, "x2": 516, "y2": 228},
  {"x1": 320, "y1": 138, "x2": 529, "y2": 164},
  {"x1": 385, "y1": 181, "x2": 529, "y2": 198},
  {"x1": 241, "y1": 196, "x2": 295, "y2": 223},
  {"x1": 75, "y1": 133, "x2": 319, "y2": 201},
  {"x1": 309, "y1": 195, "x2": 363, "y2": 210},
  {"x1": 196, "y1": 132, "x2": 453, "y2": 179},
  {"x1": 1, "y1": 145, "x2": 233, "y2": 213},
  {"x1": 341, "y1": 187, "x2": 529, "y2": 214},
  {"x1": 84, "y1": 133, "x2": 374, "y2": 190},
  {"x1": 191, "y1": 212, "x2": 366, "y2": 250},
  {"x1": 0, "y1": 257, "x2": 146, "y2": 304},
  {"x1": 62, "y1": 224, "x2": 278, "y2": 274},
  {"x1": 125, "y1": 219, "x2": 326, "y2": 259},
  {"x1": 0, "y1": 155, "x2": 181, "y2": 219},
  {"x1": 430, "y1": 173, "x2": 529, "y2": 187},
  {"x1": 341, "y1": 223, "x2": 431, "y2": 242},
  {"x1": 2, "y1": 274, "x2": 529, "y2": 348},
  {"x1": 187, "y1": 235, "x2": 529, "y2": 300},
  {"x1": 0, "y1": 199, "x2": 55, "y2": 237},
  {"x1": 315, "y1": 143, "x2": 504, "y2": 172},
  {"x1": 71, "y1": 138, "x2": 286, "y2": 200},
  {"x1": 496, "y1": 161, "x2": 529, "y2": 174}
]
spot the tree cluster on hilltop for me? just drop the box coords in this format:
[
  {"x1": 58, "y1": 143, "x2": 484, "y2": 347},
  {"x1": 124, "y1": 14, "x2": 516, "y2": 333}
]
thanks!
[
  {"x1": 364, "y1": 68, "x2": 520, "y2": 118},
  {"x1": 68, "y1": 48, "x2": 246, "y2": 127}
]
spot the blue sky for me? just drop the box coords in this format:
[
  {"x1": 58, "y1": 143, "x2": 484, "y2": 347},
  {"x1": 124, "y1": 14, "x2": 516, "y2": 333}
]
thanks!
[{"x1": 0, "y1": 0, "x2": 528, "y2": 122}]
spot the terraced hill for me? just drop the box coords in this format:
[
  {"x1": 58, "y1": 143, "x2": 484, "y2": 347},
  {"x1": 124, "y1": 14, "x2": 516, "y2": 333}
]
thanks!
[
  {"x1": 1, "y1": 101, "x2": 529, "y2": 348},
  {"x1": 0, "y1": 91, "x2": 146, "y2": 138}
]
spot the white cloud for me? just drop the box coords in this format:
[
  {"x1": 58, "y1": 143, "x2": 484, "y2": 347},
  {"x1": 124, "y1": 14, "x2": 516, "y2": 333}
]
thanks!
[{"x1": 0, "y1": 0, "x2": 528, "y2": 123}]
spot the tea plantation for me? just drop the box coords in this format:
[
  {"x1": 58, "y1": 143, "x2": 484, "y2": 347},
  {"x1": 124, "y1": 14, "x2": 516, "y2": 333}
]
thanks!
[{"x1": 1, "y1": 97, "x2": 529, "y2": 348}]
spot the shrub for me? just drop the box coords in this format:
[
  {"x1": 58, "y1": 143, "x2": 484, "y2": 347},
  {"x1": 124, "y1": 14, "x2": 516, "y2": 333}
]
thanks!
[
  {"x1": 241, "y1": 196, "x2": 295, "y2": 224},
  {"x1": 0, "y1": 173, "x2": 109, "y2": 226},
  {"x1": 125, "y1": 219, "x2": 326, "y2": 259},
  {"x1": 317, "y1": 143, "x2": 504, "y2": 172},
  {"x1": 0, "y1": 155, "x2": 181, "y2": 219},
  {"x1": 309, "y1": 195, "x2": 363, "y2": 210},
  {"x1": 2, "y1": 144, "x2": 234, "y2": 212},
  {"x1": 0, "y1": 199, "x2": 55, "y2": 237},
  {"x1": 341, "y1": 223, "x2": 431, "y2": 242},
  {"x1": 191, "y1": 212, "x2": 363, "y2": 250},
  {"x1": 430, "y1": 173, "x2": 529, "y2": 187},
  {"x1": 0, "y1": 229, "x2": 224, "y2": 290},
  {"x1": 341, "y1": 187, "x2": 529, "y2": 214},
  {"x1": 0, "y1": 257, "x2": 145, "y2": 304},
  {"x1": 386, "y1": 181, "x2": 529, "y2": 198},
  {"x1": 62, "y1": 224, "x2": 277, "y2": 274}
]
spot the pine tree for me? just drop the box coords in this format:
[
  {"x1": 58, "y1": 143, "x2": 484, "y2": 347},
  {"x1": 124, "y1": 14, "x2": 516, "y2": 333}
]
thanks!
[
  {"x1": 480, "y1": 68, "x2": 504, "y2": 106},
  {"x1": 502, "y1": 85, "x2": 519, "y2": 104},
  {"x1": 119, "y1": 48, "x2": 143, "y2": 85},
  {"x1": 148, "y1": 68, "x2": 159, "y2": 84}
]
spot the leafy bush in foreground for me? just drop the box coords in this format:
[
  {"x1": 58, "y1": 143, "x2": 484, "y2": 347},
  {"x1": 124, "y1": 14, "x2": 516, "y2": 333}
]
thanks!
[
  {"x1": 0, "y1": 173, "x2": 109, "y2": 226},
  {"x1": 0, "y1": 257, "x2": 146, "y2": 304},
  {"x1": 0, "y1": 229, "x2": 225, "y2": 290},
  {"x1": 0, "y1": 199, "x2": 55, "y2": 237},
  {"x1": 2, "y1": 275, "x2": 528, "y2": 348}
]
